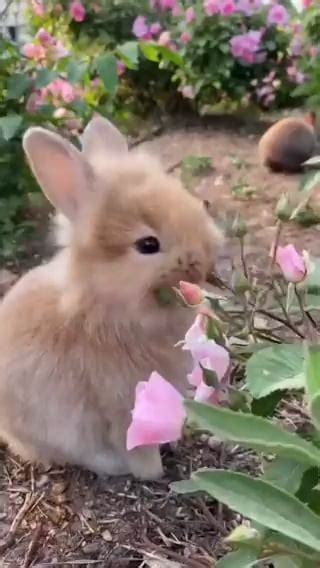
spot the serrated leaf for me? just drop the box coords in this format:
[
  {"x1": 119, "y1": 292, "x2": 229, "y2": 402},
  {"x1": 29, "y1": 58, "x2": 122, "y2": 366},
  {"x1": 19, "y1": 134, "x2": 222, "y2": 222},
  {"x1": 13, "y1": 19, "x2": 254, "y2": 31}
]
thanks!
[
  {"x1": 264, "y1": 458, "x2": 308, "y2": 494},
  {"x1": 8, "y1": 73, "x2": 32, "y2": 99},
  {"x1": 35, "y1": 68, "x2": 58, "y2": 88},
  {"x1": 185, "y1": 401, "x2": 320, "y2": 468},
  {"x1": 118, "y1": 41, "x2": 139, "y2": 68},
  {"x1": 246, "y1": 345, "x2": 304, "y2": 399},
  {"x1": 305, "y1": 345, "x2": 320, "y2": 430},
  {"x1": 96, "y1": 53, "x2": 118, "y2": 96},
  {"x1": 216, "y1": 548, "x2": 258, "y2": 567},
  {"x1": 0, "y1": 114, "x2": 23, "y2": 141},
  {"x1": 193, "y1": 470, "x2": 320, "y2": 553}
]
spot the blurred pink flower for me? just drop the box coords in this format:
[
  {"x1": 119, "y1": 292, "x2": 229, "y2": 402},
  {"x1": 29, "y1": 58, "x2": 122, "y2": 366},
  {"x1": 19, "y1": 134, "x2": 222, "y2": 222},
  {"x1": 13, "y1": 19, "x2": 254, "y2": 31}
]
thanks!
[
  {"x1": 180, "y1": 30, "x2": 192, "y2": 44},
  {"x1": 220, "y1": 0, "x2": 235, "y2": 14},
  {"x1": 303, "y1": 0, "x2": 312, "y2": 7},
  {"x1": 160, "y1": 0, "x2": 177, "y2": 9},
  {"x1": 179, "y1": 281, "x2": 203, "y2": 305},
  {"x1": 26, "y1": 90, "x2": 45, "y2": 113},
  {"x1": 288, "y1": 36, "x2": 303, "y2": 57},
  {"x1": 172, "y1": 4, "x2": 181, "y2": 15},
  {"x1": 70, "y1": 1, "x2": 86, "y2": 22},
  {"x1": 230, "y1": 30, "x2": 262, "y2": 63},
  {"x1": 309, "y1": 46, "x2": 318, "y2": 57},
  {"x1": 267, "y1": 4, "x2": 289, "y2": 26},
  {"x1": 204, "y1": 0, "x2": 219, "y2": 15},
  {"x1": 158, "y1": 30, "x2": 171, "y2": 46},
  {"x1": 31, "y1": 0, "x2": 44, "y2": 16},
  {"x1": 117, "y1": 60, "x2": 126, "y2": 76},
  {"x1": 133, "y1": 15, "x2": 150, "y2": 39},
  {"x1": 52, "y1": 40, "x2": 69, "y2": 59},
  {"x1": 126, "y1": 372, "x2": 186, "y2": 450},
  {"x1": 46, "y1": 79, "x2": 76, "y2": 103},
  {"x1": 275, "y1": 244, "x2": 307, "y2": 283},
  {"x1": 287, "y1": 65, "x2": 306, "y2": 84},
  {"x1": 36, "y1": 28, "x2": 53, "y2": 46},
  {"x1": 236, "y1": 0, "x2": 262, "y2": 15},
  {"x1": 22, "y1": 42, "x2": 45, "y2": 60},
  {"x1": 180, "y1": 84, "x2": 195, "y2": 99},
  {"x1": 185, "y1": 6, "x2": 195, "y2": 22},
  {"x1": 150, "y1": 21, "x2": 161, "y2": 35}
]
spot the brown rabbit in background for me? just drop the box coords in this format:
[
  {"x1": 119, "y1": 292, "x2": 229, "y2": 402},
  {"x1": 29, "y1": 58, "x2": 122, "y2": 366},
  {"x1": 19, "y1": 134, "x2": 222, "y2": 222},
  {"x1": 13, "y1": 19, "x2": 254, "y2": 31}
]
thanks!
[
  {"x1": 0, "y1": 115, "x2": 221, "y2": 480},
  {"x1": 258, "y1": 112, "x2": 318, "y2": 173}
]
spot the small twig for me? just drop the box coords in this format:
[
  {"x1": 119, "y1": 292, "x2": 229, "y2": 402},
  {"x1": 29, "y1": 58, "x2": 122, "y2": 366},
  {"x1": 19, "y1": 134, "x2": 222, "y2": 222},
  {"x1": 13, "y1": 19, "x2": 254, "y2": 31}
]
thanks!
[
  {"x1": 166, "y1": 158, "x2": 183, "y2": 173},
  {"x1": 0, "y1": 493, "x2": 37, "y2": 554},
  {"x1": 239, "y1": 237, "x2": 248, "y2": 280},
  {"x1": 142, "y1": 536, "x2": 210, "y2": 568},
  {"x1": 196, "y1": 497, "x2": 228, "y2": 536},
  {"x1": 22, "y1": 523, "x2": 43, "y2": 568}
]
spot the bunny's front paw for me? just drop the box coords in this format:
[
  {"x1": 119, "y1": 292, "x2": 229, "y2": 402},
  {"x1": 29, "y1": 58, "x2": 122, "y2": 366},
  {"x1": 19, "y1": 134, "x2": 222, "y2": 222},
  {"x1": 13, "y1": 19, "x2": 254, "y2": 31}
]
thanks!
[{"x1": 128, "y1": 446, "x2": 163, "y2": 480}]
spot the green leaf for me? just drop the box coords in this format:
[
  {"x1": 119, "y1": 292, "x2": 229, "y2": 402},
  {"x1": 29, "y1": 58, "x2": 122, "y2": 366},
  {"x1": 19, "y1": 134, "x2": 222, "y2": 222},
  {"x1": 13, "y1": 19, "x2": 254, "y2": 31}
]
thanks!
[
  {"x1": 246, "y1": 345, "x2": 304, "y2": 399},
  {"x1": 251, "y1": 390, "x2": 284, "y2": 417},
  {"x1": 305, "y1": 345, "x2": 320, "y2": 430},
  {"x1": 8, "y1": 73, "x2": 32, "y2": 99},
  {"x1": 192, "y1": 469, "x2": 320, "y2": 553},
  {"x1": 269, "y1": 556, "x2": 304, "y2": 568},
  {"x1": 185, "y1": 401, "x2": 320, "y2": 468},
  {"x1": 35, "y1": 68, "x2": 58, "y2": 88},
  {"x1": 216, "y1": 548, "x2": 258, "y2": 567},
  {"x1": 0, "y1": 114, "x2": 23, "y2": 141},
  {"x1": 155, "y1": 45, "x2": 184, "y2": 66},
  {"x1": 118, "y1": 41, "x2": 139, "y2": 68},
  {"x1": 299, "y1": 171, "x2": 320, "y2": 193},
  {"x1": 170, "y1": 479, "x2": 199, "y2": 494},
  {"x1": 264, "y1": 458, "x2": 308, "y2": 494},
  {"x1": 96, "y1": 53, "x2": 118, "y2": 96},
  {"x1": 139, "y1": 42, "x2": 160, "y2": 62},
  {"x1": 139, "y1": 42, "x2": 183, "y2": 66},
  {"x1": 67, "y1": 60, "x2": 87, "y2": 83}
]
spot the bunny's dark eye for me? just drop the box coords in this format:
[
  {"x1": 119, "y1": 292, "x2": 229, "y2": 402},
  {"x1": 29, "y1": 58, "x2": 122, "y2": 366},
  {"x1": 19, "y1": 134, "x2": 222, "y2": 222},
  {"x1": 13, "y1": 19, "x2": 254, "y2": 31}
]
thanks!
[{"x1": 135, "y1": 236, "x2": 160, "y2": 255}]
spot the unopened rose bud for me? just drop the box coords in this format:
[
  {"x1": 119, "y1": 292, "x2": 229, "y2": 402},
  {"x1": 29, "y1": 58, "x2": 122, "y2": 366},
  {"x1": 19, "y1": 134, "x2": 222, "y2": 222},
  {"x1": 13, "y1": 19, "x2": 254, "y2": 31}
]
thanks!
[
  {"x1": 275, "y1": 193, "x2": 292, "y2": 221},
  {"x1": 179, "y1": 281, "x2": 204, "y2": 305},
  {"x1": 231, "y1": 213, "x2": 248, "y2": 238}
]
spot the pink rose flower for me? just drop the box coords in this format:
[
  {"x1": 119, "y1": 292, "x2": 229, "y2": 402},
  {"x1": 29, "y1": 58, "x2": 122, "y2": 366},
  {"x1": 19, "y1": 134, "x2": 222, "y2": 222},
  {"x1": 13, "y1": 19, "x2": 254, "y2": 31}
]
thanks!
[
  {"x1": 47, "y1": 79, "x2": 76, "y2": 103},
  {"x1": 160, "y1": 0, "x2": 177, "y2": 9},
  {"x1": 188, "y1": 341, "x2": 230, "y2": 404},
  {"x1": 275, "y1": 244, "x2": 307, "y2": 283},
  {"x1": 220, "y1": 0, "x2": 235, "y2": 15},
  {"x1": 180, "y1": 31, "x2": 192, "y2": 44},
  {"x1": 183, "y1": 314, "x2": 207, "y2": 351},
  {"x1": 180, "y1": 84, "x2": 195, "y2": 99},
  {"x1": 70, "y1": 1, "x2": 86, "y2": 22},
  {"x1": 158, "y1": 30, "x2": 171, "y2": 46},
  {"x1": 267, "y1": 4, "x2": 289, "y2": 26},
  {"x1": 172, "y1": 4, "x2": 181, "y2": 15},
  {"x1": 117, "y1": 60, "x2": 126, "y2": 76},
  {"x1": 185, "y1": 6, "x2": 195, "y2": 22},
  {"x1": 52, "y1": 40, "x2": 69, "y2": 59},
  {"x1": 22, "y1": 42, "x2": 45, "y2": 60},
  {"x1": 31, "y1": 0, "x2": 44, "y2": 16},
  {"x1": 150, "y1": 22, "x2": 162, "y2": 35},
  {"x1": 179, "y1": 281, "x2": 203, "y2": 305},
  {"x1": 303, "y1": 0, "x2": 312, "y2": 7},
  {"x1": 26, "y1": 90, "x2": 45, "y2": 113},
  {"x1": 133, "y1": 15, "x2": 150, "y2": 39},
  {"x1": 126, "y1": 372, "x2": 186, "y2": 450},
  {"x1": 36, "y1": 28, "x2": 53, "y2": 46},
  {"x1": 204, "y1": 0, "x2": 219, "y2": 15}
]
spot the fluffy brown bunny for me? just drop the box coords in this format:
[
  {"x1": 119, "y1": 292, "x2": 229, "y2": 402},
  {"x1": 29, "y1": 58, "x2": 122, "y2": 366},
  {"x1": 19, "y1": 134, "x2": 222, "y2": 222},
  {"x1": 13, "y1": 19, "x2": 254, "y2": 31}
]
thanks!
[
  {"x1": 258, "y1": 113, "x2": 318, "y2": 173},
  {"x1": 0, "y1": 115, "x2": 222, "y2": 480}
]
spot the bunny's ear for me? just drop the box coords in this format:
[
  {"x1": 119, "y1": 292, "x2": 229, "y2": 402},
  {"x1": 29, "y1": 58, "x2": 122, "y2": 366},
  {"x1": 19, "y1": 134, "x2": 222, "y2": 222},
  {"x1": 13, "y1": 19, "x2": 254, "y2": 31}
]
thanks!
[
  {"x1": 23, "y1": 127, "x2": 93, "y2": 220},
  {"x1": 81, "y1": 114, "x2": 128, "y2": 163}
]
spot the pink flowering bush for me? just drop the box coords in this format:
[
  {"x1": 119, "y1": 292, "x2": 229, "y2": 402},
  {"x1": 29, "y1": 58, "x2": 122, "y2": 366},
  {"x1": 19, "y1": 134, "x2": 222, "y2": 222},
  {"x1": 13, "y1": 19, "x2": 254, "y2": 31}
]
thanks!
[{"x1": 129, "y1": 0, "x2": 311, "y2": 110}]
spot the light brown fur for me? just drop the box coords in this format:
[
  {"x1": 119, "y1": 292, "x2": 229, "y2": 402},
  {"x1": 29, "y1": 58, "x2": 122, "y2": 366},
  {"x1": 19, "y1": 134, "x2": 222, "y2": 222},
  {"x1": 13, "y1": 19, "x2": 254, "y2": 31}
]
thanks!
[
  {"x1": 258, "y1": 115, "x2": 317, "y2": 173},
  {"x1": 0, "y1": 116, "x2": 222, "y2": 479}
]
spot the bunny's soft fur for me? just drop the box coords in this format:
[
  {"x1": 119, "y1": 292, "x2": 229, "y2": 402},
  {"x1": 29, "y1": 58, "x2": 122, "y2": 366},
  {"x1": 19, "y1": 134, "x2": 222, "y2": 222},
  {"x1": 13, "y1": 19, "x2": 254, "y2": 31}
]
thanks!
[{"x1": 0, "y1": 116, "x2": 222, "y2": 479}]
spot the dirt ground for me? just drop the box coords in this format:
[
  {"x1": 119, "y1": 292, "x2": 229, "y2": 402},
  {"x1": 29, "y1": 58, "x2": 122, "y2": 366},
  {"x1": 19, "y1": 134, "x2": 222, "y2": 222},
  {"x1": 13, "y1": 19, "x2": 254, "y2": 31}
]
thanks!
[{"x1": 0, "y1": 116, "x2": 318, "y2": 567}]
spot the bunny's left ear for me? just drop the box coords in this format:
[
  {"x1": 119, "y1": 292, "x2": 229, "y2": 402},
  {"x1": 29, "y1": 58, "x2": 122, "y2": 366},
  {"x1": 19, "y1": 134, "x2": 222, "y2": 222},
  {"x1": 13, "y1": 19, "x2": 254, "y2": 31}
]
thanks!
[{"x1": 81, "y1": 114, "x2": 128, "y2": 164}]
